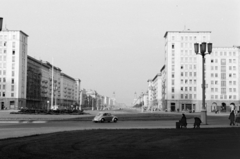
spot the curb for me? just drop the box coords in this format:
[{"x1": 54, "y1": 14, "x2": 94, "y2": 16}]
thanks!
[{"x1": 0, "y1": 120, "x2": 47, "y2": 123}]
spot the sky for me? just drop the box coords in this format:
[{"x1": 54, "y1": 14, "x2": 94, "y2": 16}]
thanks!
[{"x1": 1, "y1": 0, "x2": 240, "y2": 105}]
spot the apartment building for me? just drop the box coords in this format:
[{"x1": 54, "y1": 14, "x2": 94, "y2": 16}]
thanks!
[
  {"x1": 0, "y1": 29, "x2": 28, "y2": 110},
  {"x1": 162, "y1": 31, "x2": 240, "y2": 112}
]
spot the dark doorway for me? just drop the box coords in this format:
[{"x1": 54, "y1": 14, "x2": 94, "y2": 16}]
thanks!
[
  {"x1": 1, "y1": 102, "x2": 4, "y2": 110},
  {"x1": 186, "y1": 104, "x2": 192, "y2": 111},
  {"x1": 221, "y1": 103, "x2": 226, "y2": 112},
  {"x1": 10, "y1": 101, "x2": 15, "y2": 109},
  {"x1": 171, "y1": 103, "x2": 175, "y2": 112}
]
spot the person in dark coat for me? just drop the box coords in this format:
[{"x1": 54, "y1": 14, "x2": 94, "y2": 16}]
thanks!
[
  {"x1": 235, "y1": 111, "x2": 240, "y2": 126},
  {"x1": 179, "y1": 114, "x2": 187, "y2": 128},
  {"x1": 229, "y1": 110, "x2": 235, "y2": 126},
  {"x1": 194, "y1": 117, "x2": 202, "y2": 128}
]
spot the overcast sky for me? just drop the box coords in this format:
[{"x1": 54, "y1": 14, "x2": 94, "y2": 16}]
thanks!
[{"x1": 1, "y1": 0, "x2": 240, "y2": 105}]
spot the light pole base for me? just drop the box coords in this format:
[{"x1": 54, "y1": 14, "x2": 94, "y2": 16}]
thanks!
[{"x1": 201, "y1": 110, "x2": 207, "y2": 125}]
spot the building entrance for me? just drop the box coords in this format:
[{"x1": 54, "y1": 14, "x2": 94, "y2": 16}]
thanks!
[
  {"x1": 171, "y1": 103, "x2": 175, "y2": 112},
  {"x1": 1, "y1": 102, "x2": 4, "y2": 110}
]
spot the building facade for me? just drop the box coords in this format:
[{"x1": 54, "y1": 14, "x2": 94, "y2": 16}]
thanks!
[
  {"x1": 162, "y1": 31, "x2": 240, "y2": 112},
  {"x1": 0, "y1": 30, "x2": 28, "y2": 110}
]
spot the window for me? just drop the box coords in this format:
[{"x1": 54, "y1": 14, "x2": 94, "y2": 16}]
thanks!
[
  {"x1": 233, "y1": 88, "x2": 236, "y2": 92},
  {"x1": 181, "y1": 79, "x2": 183, "y2": 84},
  {"x1": 233, "y1": 66, "x2": 236, "y2": 70},
  {"x1": 233, "y1": 81, "x2": 236, "y2": 85},
  {"x1": 211, "y1": 88, "x2": 214, "y2": 92},
  {"x1": 172, "y1": 94, "x2": 174, "y2": 99},
  {"x1": 185, "y1": 94, "x2": 188, "y2": 99},
  {"x1": 3, "y1": 84, "x2": 5, "y2": 89},
  {"x1": 233, "y1": 95, "x2": 236, "y2": 99},
  {"x1": 11, "y1": 85, "x2": 14, "y2": 91},
  {"x1": 194, "y1": 94, "x2": 196, "y2": 99},
  {"x1": 3, "y1": 92, "x2": 5, "y2": 97},
  {"x1": 12, "y1": 50, "x2": 15, "y2": 55},
  {"x1": 172, "y1": 44, "x2": 174, "y2": 49},
  {"x1": 194, "y1": 87, "x2": 196, "y2": 91},
  {"x1": 12, "y1": 71, "x2": 15, "y2": 76},
  {"x1": 181, "y1": 72, "x2": 183, "y2": 77},
  {"x1": 229, "y1": 59, "x2": 232, "y2": 63},
  {"x1": 229, "y1": 88, "x2": 232, "y2": 92},
  {"x1": 12, "y1": 79, "x2": 14, "y2": 84},
  {"x1": 172, "y1": 73, "x2": 174, "y2": 78},
  {"x1": 211, "y1": 81, "x2": 214, "y2": 85},
  {"x1": 185, "y1": 87, "x2": 188, "y2": 91},
  {"x1": 185, "y1": 80, "x2": 188, "y2": 84},
  {"x1": 185, "y1": 72, "x2": 188, "y2": 77},
  {"x1": 181, "y1": 94, "x2": 183, "y2": 99},
  {"x1": 172, "y1": 87, "x2": 174, "y2": 93},
  {"x1": 172, "y1": 80, "x2": 174, "y2": 85},
  {"x1": 194, "y1": 72, "x2": 197, "y2": 77},
  {"x1": 211, "y1": 95, "x2": 214, "y2": 99},
  {"x1": 215, "y1": 95, "x2": 218, "y2": 99},
  {"x1": 3, "y1": 70, "x2": 6, "y2": 75},
  {"x1": 221, "y1": 81, "x2": 226, "y2": 87},
  {"x1": 215, "y1": 66, "x2": 218, "y2": 70},
  {"x1": 215, "y1": 73, "x2": 218, "y2": 78},
  {"x1": 11, "y1": 93, "x2": 14, "y2": 97},
  {"x1": 189, "y1": 94, "x2": 192, "y2": 99},
  {"x1": 215, "y1": 81, "x2": 218, "y2": 85},
  {"x1": 229, "y1": 66, "x2": 232, "y2": 70},
  {"x1": 189, "y1": 87, "x2": 192, "y2": 91},
  {"x1": 181, "y1": 87, "x2": 183, "y2": 91}
]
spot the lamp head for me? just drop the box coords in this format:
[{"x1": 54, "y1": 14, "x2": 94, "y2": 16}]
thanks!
[
  {"x1": 194, "y1": 43, "x2": 199, "y2": 54},
  {"x1": 208, "y1": 43, "x2": 212, "y2": 54},
  {"x1": 201, "y1": 42, "x2": 207, "y2": 54}
]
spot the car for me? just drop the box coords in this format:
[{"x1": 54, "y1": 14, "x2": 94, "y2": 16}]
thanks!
[{"x1": 92, "y1": 112, "x2": 118, "y2": 123}]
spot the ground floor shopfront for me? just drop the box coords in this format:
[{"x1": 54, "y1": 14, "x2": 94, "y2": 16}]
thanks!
[
  {"x1": 0, "y1": 98, "x2": 26, "y2": 110},
  {"x1": 164, "y1": 100, "x2": 240, "y2": 113}
]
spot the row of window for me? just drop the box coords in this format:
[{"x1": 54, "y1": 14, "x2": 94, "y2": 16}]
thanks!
[
  {"x1": 0, "y1": 35, "x2": 16, "y2": 40},
  {"x1": 171, "y1": 35, "x2": 207, "y2": 41},
  {"x1": 211, "y1": 80, "x2": 236, "y2": 85},
  {"x1": 211, "y1": 51, "x2": 236, "y2": 57},
  {"x1": 211, "y1": 95, "x2": 237, "y2": 100},
  {"x1": 211, "y1": 73, "x2": 237, "y2": 78},
  {"x1": 211, "y1": 88, "x2": 237, "y2": 93},
  {"x1": 180, "y1": 57, "x2": 197, "y2": 63},
  {"x1": 181, "y1": 79, "x2": 197, "y2": 85},
  {"x1": 0, "y1": 92, "x2": 14, "y2": 97},
  {"x1": 211, "y1": 65, "x2": 237, "y2": 71}
]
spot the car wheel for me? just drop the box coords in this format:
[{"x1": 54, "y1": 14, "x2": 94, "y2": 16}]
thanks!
[
  {"x1": 113, "y1": 118, "x2": 118, "y2": 123},
  {"x1": 101, "y1": 118, "x2": 105, "y2": 123}
]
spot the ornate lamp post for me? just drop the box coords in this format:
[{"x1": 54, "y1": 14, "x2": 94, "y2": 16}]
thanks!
[{"x1": 194, "y1": 42, "x2": 212, "y2": 124}]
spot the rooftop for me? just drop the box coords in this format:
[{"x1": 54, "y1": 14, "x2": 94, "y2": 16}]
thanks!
[{"x1": 164, "y1": 31, "x2": 211, "y2": 38}]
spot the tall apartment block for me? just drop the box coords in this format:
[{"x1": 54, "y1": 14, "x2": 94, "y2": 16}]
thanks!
[
  {"x1": 0, "y1": 18, "x2": 28, "y2": 109},
  {"x1": 162, "y1": 31, "x2": 240, "y2": 112}
]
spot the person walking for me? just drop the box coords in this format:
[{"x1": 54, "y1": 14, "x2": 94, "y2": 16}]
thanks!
[
  {"x1": 235, "y1": 111, "x2": 240, "y2": 126},
  {"x1": 179, "y1": 114, "x2": 187, "y2": 128},
  {"x1": 229, "y1": 110, "x2": 235, "y2": 126}
]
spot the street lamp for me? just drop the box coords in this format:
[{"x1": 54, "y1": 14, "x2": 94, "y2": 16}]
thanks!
[{"x1": 194, "y1": 42, "x2": 212, "y2": 124}]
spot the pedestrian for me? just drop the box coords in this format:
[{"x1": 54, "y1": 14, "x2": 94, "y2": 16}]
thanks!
[
  {"x1": 229, "y1": 110, "x2": 235, "y2": 126},
  {"x1": 179, "y1": 114, "x2": 187, "y2": 128},
  {"x1": 194, "y1": 117, "x2": 202, "y2": 128},
  {"x1": 235, "y1": 111, "x2": 240, "y2": 126}
]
